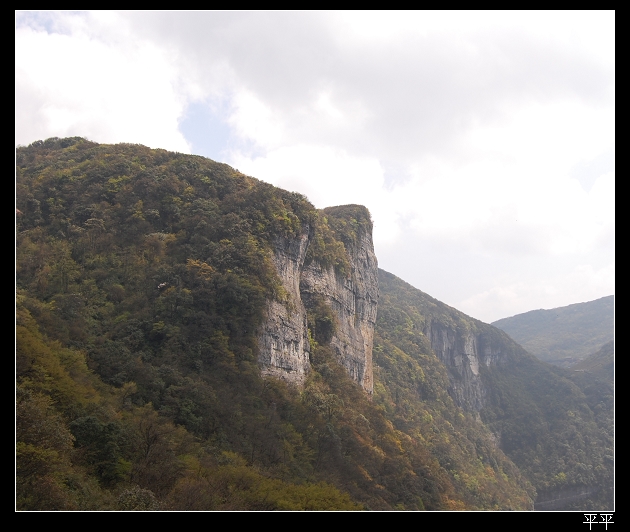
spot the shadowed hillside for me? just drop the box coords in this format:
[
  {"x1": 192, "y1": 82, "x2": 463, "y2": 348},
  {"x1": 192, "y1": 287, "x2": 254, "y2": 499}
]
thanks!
[
  {"x1": 377, "y1": 270, "x2": 614, "y2": 511},
  {"x1": 571, "y1": 341, "x2": 614, "y2": 385}
]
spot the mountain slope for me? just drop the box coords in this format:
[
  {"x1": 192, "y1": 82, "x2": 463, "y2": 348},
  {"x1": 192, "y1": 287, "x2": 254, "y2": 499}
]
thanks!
[
  {"x1": 377, "y1": 270, "x2": 614, "y2": 510},
  {"x1": 570, "y1": 340, "x2": 614, "y2": 385},
  {"x1": 491, "y1": 296, "x2": 614, "y2": 367},
  {"x1": 16, "y1": 137, "x2": 536, "y2": 510}
]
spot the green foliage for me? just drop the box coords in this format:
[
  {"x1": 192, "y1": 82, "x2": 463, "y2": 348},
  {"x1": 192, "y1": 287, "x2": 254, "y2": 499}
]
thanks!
[
  {"x1": 306, "y1": 295, "x2": 337, "y2": 345},
  {"x1": 14, "y1": 138, "x2": 378, "y2": 510},
  {"x1": 373, "y1": 271, "x2": 536, "y2": 510},
  {"x1": 117, "y1": 486, "x2": 161, "y2": 510},
  {"x1": 303, "y1": 205, "x2": 372, "y2": 276},
  {"x1": 164, "y1": 451, "x2": 363, "y2": 510},
  {"x1": 322, "y1": 205, "x2": 372, "y2": 248},
  {"x1": 571, "y1": 341, "x2": 614, "y2": 384},
  {"x1": 304, "y1": 211, "x2": 350, "y2": 275},
  {"x1": 16, "y1": 386, "x2": 76, "y2": 510},
  {"x1": 377, "y1": 269, "x2": 614, "y2": 511},
  {"x1": 492, "y1": 296, "x2": 614, "y2": 367},
  {"x1": 17, "y1": 137, "x2": 609, "y2": 512}
]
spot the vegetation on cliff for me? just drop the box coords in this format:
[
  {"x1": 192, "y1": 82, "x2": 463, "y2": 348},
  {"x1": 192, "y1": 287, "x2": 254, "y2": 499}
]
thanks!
[
  {"x1": 377, "y1": 270, "x2": 614, "y2": 510},
  {"x1": 16, "y1": 137, "x2": 607, "y2": 511}
]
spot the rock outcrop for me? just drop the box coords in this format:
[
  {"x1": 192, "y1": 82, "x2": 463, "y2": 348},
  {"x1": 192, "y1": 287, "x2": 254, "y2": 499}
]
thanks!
[
  {"x1": 301, "y1": 224, "x2": 379, "y2": 393},
  {"x1": 258, "y1": 228, "x2": 312, "y2": 384},
  {"x1": 258, "y1": 207, "x2": 379, "y2": 393},
  {"x1": 423, "y1": 320, "x2": 509, "y2": 412}
]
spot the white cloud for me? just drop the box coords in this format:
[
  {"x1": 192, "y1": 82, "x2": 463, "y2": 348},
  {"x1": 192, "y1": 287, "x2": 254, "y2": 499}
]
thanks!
[
  {"x1": 457, "y1": 261, "x2": 615, "y2": 323},
  {"x1": 227, "y1": 89, "x2": 286, "y2": 150},
  {"x1": 16, "y1": 13, "x2": 193, "y2": 152},
  {"x1": 229, "y1": 144, "x2": 383, "y2": 206},
  {"x1": 15, "y1": 11, "x2": 614, "y2": 322}
]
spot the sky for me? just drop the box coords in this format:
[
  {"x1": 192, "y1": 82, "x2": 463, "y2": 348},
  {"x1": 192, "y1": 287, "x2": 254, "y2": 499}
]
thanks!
[{"x1": 15, "y1": 10, "x2": 615, "y2": 324}]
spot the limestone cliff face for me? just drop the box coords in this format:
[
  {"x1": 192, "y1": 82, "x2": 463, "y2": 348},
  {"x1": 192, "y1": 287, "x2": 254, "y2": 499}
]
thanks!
[
  {"x1": 300, "y1": 226, "x2": 379, "y2": 393},
  {"x1": 257, "y1": 212, "x2": 378, "y2": 393},
  {"x1": 258, "y1": 228, "x2": 311, "y2": 384},
  {"x1": 423, "y1": 320, "x2": 507, "y2": 412}
]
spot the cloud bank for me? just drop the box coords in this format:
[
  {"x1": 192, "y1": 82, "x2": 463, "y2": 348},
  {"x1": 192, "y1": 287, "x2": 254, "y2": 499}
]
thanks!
[{"x1": 16, "y1": 10, "x2": 614, "y2": 322}]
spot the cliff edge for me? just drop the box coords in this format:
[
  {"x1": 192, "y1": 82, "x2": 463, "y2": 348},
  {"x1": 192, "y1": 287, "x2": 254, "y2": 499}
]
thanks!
[{"x1": 258, "y1": 205, "x2": 378, "y2": 393}]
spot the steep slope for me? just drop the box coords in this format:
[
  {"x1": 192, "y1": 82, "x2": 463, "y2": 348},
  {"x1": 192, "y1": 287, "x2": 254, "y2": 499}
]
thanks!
[
  {"x1": 301, "y1": 205, "x2": 379, "y2": 393},
  {"x1": 373, "y1": 274, "x2": 535, "y2": 509},
  {"x1": 259, "y1": 204, "x2": 378, "y2": 392},
  {"x1": 16, "y1": 137, "x2": 535, "y2": 510},
  {"x1": 492, "y1": 296, "x2": 614, "y2": 367},
  {"x1": 377, "y1": 270, "x2": 614, "y2": 510},
  {"x1": 571, "y1": 341, "x2": 614, "y2": 385}
]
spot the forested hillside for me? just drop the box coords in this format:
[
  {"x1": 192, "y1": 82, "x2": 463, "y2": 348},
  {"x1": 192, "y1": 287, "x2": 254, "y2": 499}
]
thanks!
[
  {"x1": 377, "y1": 271, "x2": 614, "y2": 511},
  {"x1": 571, "y1": 341, "x2": 614, "y2": 385},
  {"x1": 492, "y1": 297, "x2": 614, "y2": 367},
  {"x1": 16, "y1": 137, "x2": 539, "y2": 510}
]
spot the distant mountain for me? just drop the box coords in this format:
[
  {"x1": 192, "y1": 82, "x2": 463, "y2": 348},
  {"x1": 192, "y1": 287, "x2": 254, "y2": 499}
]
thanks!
[{"x1": 491, "y1": 296, "x2": 614, "y2": 367}]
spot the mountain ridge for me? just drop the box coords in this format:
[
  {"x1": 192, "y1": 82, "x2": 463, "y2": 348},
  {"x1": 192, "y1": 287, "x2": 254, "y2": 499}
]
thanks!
[
  {"x1": 492, "y1": 296, "x2": 614, "y2": 367},
  {"x1": 15, "y1": 137, "x2": 612, "y2": 510}
]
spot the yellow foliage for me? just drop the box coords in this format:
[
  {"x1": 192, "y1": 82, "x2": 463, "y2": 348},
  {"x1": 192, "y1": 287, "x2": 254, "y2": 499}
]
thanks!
[
  {"x1": 16, "y1": 306, "x2": 100, "y2": 409},
  {"x1": 186, "y1": 258, "x2": 215, "y2": 281}
]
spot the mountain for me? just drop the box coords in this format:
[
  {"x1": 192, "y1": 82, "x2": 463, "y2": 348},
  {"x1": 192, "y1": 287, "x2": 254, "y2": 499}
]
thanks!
[
  {"x1": 571, "y1": 341, "x2": 614, "y2": 385},
  {"x1": 15, "y1": 137, "x2": 612, "y2": 511},
  {"x1": 376, "y1": 270, "x2": 614, "y2": 510},
  {"x1": 491, "y1": 296, "x2": 614, "y2": 367}
]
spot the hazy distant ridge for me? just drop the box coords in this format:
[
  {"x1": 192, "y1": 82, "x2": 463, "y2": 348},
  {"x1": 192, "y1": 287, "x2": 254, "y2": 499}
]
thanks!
[{"x1": 491, "y1": 296, "x2": 614, "y2": 367}]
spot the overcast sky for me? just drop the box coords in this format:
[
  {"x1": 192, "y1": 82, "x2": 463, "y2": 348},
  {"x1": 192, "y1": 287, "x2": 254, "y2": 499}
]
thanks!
[{"x1": 15, "y1": 11, "x2": 615, "y2": 323}]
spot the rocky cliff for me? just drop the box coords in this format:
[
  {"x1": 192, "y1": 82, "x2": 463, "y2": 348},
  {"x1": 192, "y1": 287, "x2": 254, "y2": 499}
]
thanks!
[
  {"x1": 258, "y1": 207, "x2": 379, "y2": 393},
  {"x1": 258, "y1": 228, "x2": 312, "y2": 384},
  {"x1": 301, "y1": 220, "x2": 379, "y2": 393},
  {"x1": 377, "y1": 269, "x2": 614, "y2": 511},
  {"x1": 423, "y1": 320, "x2": 509, "y2": 412}
]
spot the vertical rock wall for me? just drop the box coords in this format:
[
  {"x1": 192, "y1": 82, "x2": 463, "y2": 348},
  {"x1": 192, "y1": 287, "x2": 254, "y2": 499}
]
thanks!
[
  {"x1": 423, "y1": 320, "x2": 486, "y2": 411},
  {"x1": 300, "y1": 226, "x2": 379, "y2": 393},
  {"x1": 423, "y1": 320, "x2": 508, "y2": 411},
  {"x1": 257, "y1": 212, "x2": 379, "y2": 393},
  {"x1": 258, "y1": 228, "x2": 312, "y2": 384}
]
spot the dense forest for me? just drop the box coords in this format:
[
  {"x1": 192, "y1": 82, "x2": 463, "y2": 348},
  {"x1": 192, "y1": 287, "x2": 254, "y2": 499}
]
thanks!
[
  {"x1": 376, "y1": 271, "x2": 614, "y2": 510},
  {"x1": 15, "y1": 137, "x2": 613, "y2": 510},
  {"x1": 571, "y1": 341, "x2": 614, "y2": 385}
]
